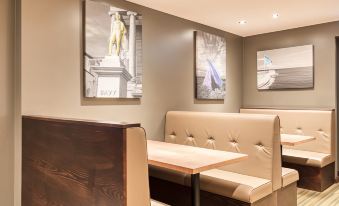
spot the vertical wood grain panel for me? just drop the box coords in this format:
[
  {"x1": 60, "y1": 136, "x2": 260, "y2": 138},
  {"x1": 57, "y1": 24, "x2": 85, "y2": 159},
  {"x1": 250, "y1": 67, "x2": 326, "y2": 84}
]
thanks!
[{"x1": 22, "y1": 116, "x2": 135, "y2": 206}]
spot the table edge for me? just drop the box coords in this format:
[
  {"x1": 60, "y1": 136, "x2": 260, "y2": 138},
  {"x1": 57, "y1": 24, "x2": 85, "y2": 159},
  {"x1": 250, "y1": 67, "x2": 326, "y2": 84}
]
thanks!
[{"x1": 148, "y1": 154, "x2": 248, "y2": 174}]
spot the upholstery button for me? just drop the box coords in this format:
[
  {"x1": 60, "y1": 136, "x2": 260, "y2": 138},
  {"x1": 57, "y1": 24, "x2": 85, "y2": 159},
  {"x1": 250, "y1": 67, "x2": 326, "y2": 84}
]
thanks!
[
  {"x1": 256, "y1": 142, "x2": 264, "y2": 147},
  {"x1": 185, "y1": 129, "x2": 194, "y2": 138},
  {"x1": 296, "y1": 127, "x2": 303, "y2": 134},
  {"x1": 171, "y1": 131, "x2": 176, "y2": 136},
  {"x1": 208, "y1": 136, "x2": 214, "y2": 140},
  {"x1": 230, "y1": 140, "x2": 238, "y2": 147},
  {"x1": 207, "y1": 136, "x2": 215, "y2": 141},
  {"x1": 169, "y1": 135, "x2": 176, "y2": 140},
  {"x1": 255, "y1": 142, "x2": 270, "y2": 155},
  {"x1": 255, "y1": 143, "x2": 265, "y2": 151},
  {"x1": 187, "y1": 136, "x2": 194, "y2": 141}
]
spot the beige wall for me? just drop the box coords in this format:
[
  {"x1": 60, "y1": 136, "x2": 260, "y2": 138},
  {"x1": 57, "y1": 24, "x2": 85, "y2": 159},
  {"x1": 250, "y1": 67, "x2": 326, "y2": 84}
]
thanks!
[
  {"x1": 243, "y1": 21, "x2": 339, "y2": 109},
  {"x1": 21, "y1": 0, "x2": 243, "y2": 139},
  {"x1": 0, "y1": 0, "x2": 14, "y2": 205}
]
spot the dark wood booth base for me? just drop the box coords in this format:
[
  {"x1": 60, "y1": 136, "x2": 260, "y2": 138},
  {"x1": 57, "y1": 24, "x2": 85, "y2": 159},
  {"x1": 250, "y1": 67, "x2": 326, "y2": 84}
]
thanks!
[
  {"x1": 282, "y1": 162, "x2": 335, "y2": 192},
  {"x1": 149, "y1": 177, "x2": 251, "y2": 206},
  {"x1": 22, "y1": 116, "x2": 140, "y2": 206}
]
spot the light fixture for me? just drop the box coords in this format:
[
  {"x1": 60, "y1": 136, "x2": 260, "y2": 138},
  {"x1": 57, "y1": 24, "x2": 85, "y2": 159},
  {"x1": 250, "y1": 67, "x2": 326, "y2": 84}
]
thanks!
[
  {"x1": 238, "y1": 20, "x2": 247, "y2": 25},
  {"x1": 272, "y1": 13, "x2": 279, "y2": 19}
]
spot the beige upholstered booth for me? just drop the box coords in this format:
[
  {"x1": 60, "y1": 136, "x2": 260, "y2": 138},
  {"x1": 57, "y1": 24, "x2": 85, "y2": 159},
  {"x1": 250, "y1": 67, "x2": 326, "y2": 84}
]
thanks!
[
  {"x1": 126, "y1": 127, "x2": 167, "y2": 206},
  {"x1": 149, "y1": 111, "x2": 283, "y2": 206},
  {"x1": 240, "y1": 109, "x2": 335, "y2": 191}
]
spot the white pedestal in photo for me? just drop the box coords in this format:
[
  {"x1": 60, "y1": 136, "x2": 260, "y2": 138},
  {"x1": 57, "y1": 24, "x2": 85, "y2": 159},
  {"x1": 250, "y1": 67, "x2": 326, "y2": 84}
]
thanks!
[
  {"x1": 100, "y1": 55, "x2": 122, "y2": 67},
  {"x1": 91, "y1": 66, "x2": 132, "y2": 98}
]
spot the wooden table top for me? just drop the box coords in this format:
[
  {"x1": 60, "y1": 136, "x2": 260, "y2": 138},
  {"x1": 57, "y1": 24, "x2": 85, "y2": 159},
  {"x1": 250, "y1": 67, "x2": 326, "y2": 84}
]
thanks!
[
  {"x1": 281, "y1": 134, "x2": 316, "y2": 146},
  {"x1": 147, "y1": 140, "x2": 248, "y2": 174}
]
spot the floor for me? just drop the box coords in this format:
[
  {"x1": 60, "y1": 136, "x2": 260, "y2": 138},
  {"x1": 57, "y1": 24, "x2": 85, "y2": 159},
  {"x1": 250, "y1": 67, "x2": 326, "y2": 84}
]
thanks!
[
  {"x1": 297, "y1": 183, "x2": 339, "y2": 206},
  {"x1": 151, "y1": 184, "x2": 339, "y2": 206}
]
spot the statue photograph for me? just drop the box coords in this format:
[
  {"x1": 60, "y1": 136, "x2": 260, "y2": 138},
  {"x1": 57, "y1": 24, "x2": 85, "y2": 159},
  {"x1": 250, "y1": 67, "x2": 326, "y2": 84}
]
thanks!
[
  {"x1": 109, "y1": 12, "x2": 127, "y2": 57},
  {"x1": 84, "y1": 0, "x2": 143, "y2": 98}
]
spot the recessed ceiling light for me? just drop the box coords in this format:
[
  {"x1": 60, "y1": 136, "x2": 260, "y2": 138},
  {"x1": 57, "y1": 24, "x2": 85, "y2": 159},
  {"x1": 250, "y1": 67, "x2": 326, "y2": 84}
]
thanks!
[
  {"x1": 272, "y1": 13, "x2": 279, "y2": 19},
  {"x1": 238, "y1": 20, "x2": 247, "y2": 25}
]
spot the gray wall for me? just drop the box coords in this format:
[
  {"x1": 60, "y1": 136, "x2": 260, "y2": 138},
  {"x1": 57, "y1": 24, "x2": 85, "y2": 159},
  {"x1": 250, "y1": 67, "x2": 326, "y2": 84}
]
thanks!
[
  {"x1": 21, "y1": 0, "x2": 243, "y2": 140},
  {"x1": 243, "y1": 21, "x2": 339, "y2": 109},
  {"x1": 0, "y1": 0, "x2": 14, "y2": 205}
]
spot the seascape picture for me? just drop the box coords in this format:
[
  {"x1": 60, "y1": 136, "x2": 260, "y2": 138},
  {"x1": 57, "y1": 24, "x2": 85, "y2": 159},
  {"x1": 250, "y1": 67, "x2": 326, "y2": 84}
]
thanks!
[
  {"x1": 257, "y1": 45, "x2": 313, "y2": 90},
  {"x1": 195, "y1": 31, "x2": 226, "y2": 100},
  {"x1": 84, "y1": 0, "x2": 143, "y2": 98}
]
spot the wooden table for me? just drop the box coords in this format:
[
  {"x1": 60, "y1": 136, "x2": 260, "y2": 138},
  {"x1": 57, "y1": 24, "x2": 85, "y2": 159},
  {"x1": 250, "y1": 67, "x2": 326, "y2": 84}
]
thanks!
[
  {"x1": 280, "y1": 134, "x2": 316, "y2": 165},
  {"x1": 147, "y1": 140, "x2": 248, "y2": 206},
  {"x1": 281, "y1": 134, "x2": 316, "y2": 146}
]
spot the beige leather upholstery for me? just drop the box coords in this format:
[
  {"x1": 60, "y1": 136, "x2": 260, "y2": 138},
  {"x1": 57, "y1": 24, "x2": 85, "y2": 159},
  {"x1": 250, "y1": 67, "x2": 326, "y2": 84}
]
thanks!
[
  {"x1": 165, "y1": 111, "x2": 282, "y2": 191},
  {"x1": 153, "y1": 111, "x2": 281, "y2": 203},
  {"x1": 148, "y1": 165, "x2": 187, "y2": 185},
  {"x1": 277, "y1": 183, "x2": 297, "y2": 206},
  {"x1": 127, "y1": 127, "x2": 167, "y2": 206},
  {"x1": 283, "y1": 148, "x2": 332, "y2": 167},
  {"x1": 281, "y1": 168, "x2": 299, "y2": 187},
  {"x1": 240, "y1": 109, "x2": 335, "y2": 167},
  {"x1": 127, "y1": 127, "x2": 151, "y2": 206},
  {"x1": 151, "y1": 199, "x2": 169, "y2": 206},
  {"x1": 197, "y1": 169, "x2": 272, "y2": 203},
  {"x1": 276, "y1": 168, "x2": 299, "y2": 206}
]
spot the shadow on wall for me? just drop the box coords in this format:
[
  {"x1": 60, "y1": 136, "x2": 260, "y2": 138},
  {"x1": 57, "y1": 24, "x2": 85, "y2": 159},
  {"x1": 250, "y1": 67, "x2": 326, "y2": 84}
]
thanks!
[
  {"x1": 194, "y1": 99, "x2": 224, "y2": 104},
  {"x1": 81, "y1": 98, "x2": 141, "y2": 106}
]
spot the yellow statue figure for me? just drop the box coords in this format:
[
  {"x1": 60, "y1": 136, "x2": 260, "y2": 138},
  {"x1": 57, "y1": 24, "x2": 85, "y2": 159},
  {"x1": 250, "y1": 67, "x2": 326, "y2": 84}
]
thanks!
[{"x1": 108, "y1": 12, "x2": 126, "y2": 56}]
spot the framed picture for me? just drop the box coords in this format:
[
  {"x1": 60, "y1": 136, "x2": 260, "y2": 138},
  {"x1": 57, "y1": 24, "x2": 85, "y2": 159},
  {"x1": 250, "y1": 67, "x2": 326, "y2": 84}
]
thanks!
[
  {"x1": 83, "y1": 0, "x2": 143, "y2": 98},
  {"x1": 195, "y1": 31, "x2": 226, "y2": 100},
  {"x1": 257, "y1": 45, "x2": 313, "y2": 90}
]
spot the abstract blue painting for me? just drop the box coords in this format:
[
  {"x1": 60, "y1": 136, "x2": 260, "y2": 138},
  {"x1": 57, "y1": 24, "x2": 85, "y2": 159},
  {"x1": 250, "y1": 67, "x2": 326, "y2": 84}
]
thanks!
[{"x1": 195, "y1": 31, "x2": 226, "y2": 100}]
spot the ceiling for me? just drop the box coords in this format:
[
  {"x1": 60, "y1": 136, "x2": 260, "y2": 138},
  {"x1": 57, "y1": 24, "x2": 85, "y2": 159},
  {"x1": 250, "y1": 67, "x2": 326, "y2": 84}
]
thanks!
[{"x1": 126, "y1": 0, "x2": 339, "y2": 37}]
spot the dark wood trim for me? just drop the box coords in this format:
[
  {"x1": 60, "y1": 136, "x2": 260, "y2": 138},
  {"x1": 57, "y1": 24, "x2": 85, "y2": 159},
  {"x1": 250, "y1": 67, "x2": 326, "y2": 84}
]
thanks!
[
  {"x1": 149, "y1": 176, "x2": 250, "y2": 206},
  {"x1": 336, "y1": 36, "x2": 339, "y2": 179},
  {"x1": 22, "y1": 116, "x2": 130, "y2": 206},
  {"x1": 22, "y1": 115, "x2": 140, "y2": 128},
  {"x1": 282, "y1": 162, "x2": 335, "y2": 192}
]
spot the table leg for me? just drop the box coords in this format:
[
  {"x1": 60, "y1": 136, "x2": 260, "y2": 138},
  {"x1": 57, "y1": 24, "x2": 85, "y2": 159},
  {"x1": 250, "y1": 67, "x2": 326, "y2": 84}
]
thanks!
[
  {"x1": 281, "y1": 144, "x2": 283, "y2": 165},
  {"x1": 191, "y1": 173, "x2": 200, "y2": 206}
]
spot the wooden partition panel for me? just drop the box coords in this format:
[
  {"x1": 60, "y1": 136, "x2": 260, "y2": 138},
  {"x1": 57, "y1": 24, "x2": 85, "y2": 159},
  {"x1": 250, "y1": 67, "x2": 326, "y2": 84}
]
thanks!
[{"x1": 22, "y1": 116, "x2": 139, "y2": 206}]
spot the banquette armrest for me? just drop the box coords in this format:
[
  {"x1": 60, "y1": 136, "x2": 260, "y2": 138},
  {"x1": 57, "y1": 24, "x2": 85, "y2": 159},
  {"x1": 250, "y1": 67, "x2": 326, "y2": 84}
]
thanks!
[{"x1": 22, "y1": 115, "x2": 151, "y2": 206}]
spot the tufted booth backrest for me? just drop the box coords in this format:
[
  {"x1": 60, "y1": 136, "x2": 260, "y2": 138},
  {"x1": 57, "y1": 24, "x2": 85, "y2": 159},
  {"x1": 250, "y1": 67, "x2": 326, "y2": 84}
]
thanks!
[
  {"x1": 164, "y1": 111, "x2": 282, "y2": 191},
  {"x1": 240, "y1": 109, "x2": 335, "y2": 161}
]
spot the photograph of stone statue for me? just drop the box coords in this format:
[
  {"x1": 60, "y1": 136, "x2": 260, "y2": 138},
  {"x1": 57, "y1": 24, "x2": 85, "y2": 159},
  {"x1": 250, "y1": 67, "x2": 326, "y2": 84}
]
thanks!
[
  {"x1": 195, "y1": 31, "x2": 226, "y2": 100},
  {"x1": 257, "y1": 45, "x2": 313, "y2": 90},
  {"x1": 84, "y1": 0, "x2": 142, "y2": 98}
]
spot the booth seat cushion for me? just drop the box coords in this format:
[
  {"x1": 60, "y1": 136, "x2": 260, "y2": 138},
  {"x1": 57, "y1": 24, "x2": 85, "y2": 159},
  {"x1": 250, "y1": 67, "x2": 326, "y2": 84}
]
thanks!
[
  {"x1": 151, "y1": 199, "x2": 169, "y2": 206},
  {"x1": 196, "y1": 169, "x2": 272, "y2": 203},
  {"x1": 282, "y1": 148, "x2": 332, "y2": 168},
  {"x1": 281, "y1": 168, "x2": 299, "y2": 187},
  {"x1": 149, "y1": 165, "x2": 187, "y2": 185}
]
